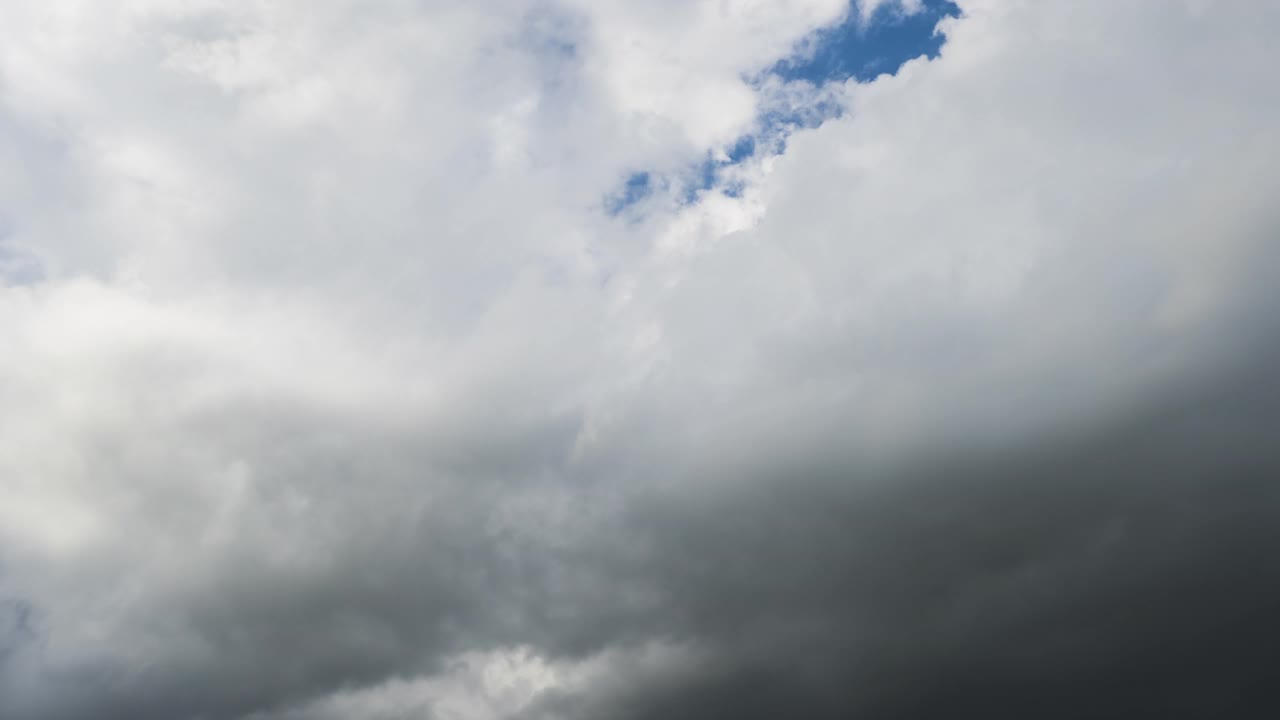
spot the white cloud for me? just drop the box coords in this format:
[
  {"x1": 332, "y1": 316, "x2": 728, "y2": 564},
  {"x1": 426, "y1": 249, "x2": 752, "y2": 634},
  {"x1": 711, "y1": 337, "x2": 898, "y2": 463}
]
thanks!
[{"x1": 249, "y1": 641, "x2": 699, "y2": 720}]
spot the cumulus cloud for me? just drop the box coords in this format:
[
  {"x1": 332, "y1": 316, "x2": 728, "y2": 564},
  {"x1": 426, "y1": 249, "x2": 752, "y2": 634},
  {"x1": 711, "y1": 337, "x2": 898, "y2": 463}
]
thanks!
[{"x1": 1, "y1": 1, "x2": 1279, "y2": 718}]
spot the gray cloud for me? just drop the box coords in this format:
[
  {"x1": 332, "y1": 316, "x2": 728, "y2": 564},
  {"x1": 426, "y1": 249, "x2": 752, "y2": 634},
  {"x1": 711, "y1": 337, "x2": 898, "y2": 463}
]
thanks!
[{"x1": 520, "y1": 340, "x2": 1280, "y2": 719}]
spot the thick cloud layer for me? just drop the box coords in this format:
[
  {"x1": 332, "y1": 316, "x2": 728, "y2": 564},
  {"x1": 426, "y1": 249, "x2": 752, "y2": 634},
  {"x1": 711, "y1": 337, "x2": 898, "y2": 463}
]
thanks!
[{"x1": 2, "y1": 1, "x2": 1279, "y2": 718}]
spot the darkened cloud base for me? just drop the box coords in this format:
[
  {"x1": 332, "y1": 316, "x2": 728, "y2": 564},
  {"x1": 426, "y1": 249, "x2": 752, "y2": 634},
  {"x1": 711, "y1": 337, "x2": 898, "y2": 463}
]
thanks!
[{"x1": 2, "y1": 1, "x2": 1279, "y2": 719}]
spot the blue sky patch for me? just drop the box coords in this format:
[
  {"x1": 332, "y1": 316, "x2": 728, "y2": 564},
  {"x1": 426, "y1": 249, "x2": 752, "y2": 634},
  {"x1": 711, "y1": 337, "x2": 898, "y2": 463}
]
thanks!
[
  {"x1": 770, "y1": 0, "x2": 959, "y2": 85},
  {"x1": 605, "y1": 0, "x2": 958, "y2": 216},
  {"x1": 604, "y1": 171, "x2": 655, "y2": 216}
]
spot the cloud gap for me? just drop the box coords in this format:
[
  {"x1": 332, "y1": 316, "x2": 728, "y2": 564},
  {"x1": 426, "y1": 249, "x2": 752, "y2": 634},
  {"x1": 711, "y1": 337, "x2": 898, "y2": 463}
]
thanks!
[{"x1": 603, "y1": 0, "x2": 959, "y2": 216}]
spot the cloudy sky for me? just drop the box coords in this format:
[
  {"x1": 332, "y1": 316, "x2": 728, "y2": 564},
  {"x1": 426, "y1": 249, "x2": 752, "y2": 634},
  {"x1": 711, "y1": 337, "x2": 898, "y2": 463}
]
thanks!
[{"x1": 2, "y1": 1, "x2": 1279, "y2": 718}]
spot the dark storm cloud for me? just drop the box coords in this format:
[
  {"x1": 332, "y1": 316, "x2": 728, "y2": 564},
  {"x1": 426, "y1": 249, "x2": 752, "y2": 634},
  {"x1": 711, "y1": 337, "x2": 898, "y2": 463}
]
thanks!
[{"x1": 516, "y1": 334, "x2": 1280, "y2": 720}]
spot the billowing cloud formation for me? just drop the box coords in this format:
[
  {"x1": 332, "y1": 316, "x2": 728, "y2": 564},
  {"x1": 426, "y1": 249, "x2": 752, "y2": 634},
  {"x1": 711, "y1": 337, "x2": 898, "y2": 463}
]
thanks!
[{"x1": 2, "y1": 1, "x2": 1279, "y2": 718}]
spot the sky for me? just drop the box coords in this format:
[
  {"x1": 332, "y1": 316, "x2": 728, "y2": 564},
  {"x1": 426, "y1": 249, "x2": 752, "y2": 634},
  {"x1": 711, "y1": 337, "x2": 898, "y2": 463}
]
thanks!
[{"x1": 1, "y1": 1, "x2": 1279, "y2": 718}]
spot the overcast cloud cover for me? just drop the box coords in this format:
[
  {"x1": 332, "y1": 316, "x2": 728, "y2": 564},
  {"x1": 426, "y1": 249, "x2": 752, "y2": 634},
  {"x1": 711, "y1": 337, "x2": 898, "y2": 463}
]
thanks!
[{"x1": 2, "y1": 1, "x2": 1279, "y2": 718}]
